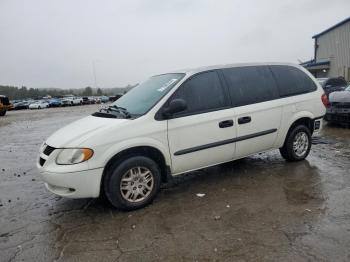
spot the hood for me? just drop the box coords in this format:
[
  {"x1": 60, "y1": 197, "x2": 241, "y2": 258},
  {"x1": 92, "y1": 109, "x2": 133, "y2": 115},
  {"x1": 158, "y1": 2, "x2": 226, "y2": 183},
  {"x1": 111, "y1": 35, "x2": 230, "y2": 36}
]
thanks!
[
  {"x1": 46, "y1": 115, "x2": 129, "y2": 148},
  {"x1": 329, "y1": 91, "x2": 350, "y2": 103}
]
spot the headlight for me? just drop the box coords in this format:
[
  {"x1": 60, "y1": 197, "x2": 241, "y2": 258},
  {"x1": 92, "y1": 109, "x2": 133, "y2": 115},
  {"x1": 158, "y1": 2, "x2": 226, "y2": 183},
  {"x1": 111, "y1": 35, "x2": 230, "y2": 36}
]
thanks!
[{"x1": 56, "y1": 148, "x2": 94, "y2": 165}]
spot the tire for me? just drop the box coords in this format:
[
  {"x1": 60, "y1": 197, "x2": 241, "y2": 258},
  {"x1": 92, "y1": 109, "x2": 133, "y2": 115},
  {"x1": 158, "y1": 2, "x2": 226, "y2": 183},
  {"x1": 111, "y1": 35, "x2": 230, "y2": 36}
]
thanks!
[
  {"x1": 103, "y1": 156, "x2": 161, "y2": 211},
  {"x1": 279, "y1": 125, "x2": 311, "y2": 162},
  {"x1": 38, "y1": 106, "x2": 41, "y2": 109},
  {"x1": 0, "y1": 110, "x2": 6, "y2": 116}
]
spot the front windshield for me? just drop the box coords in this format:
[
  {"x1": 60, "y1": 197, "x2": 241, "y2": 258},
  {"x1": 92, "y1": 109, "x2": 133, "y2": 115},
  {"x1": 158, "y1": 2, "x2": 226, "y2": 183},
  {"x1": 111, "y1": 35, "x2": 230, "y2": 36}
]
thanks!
[{"x1": 112, "y1": 73, "x2": 185, "y2": 115}]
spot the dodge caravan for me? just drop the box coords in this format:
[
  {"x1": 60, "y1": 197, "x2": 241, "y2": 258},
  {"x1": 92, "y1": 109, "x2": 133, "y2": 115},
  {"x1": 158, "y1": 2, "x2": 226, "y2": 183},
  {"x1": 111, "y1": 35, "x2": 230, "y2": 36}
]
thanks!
[{"x1": 37, "y1": 63, "x2": 326, "y2": 210}]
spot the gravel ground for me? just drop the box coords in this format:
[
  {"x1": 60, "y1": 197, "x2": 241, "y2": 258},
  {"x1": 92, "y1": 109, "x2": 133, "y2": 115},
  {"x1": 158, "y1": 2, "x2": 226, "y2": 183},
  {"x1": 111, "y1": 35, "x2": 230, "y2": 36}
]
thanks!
[{"x1": 0, "y1": 105, "x2": 350, "y2": 262}]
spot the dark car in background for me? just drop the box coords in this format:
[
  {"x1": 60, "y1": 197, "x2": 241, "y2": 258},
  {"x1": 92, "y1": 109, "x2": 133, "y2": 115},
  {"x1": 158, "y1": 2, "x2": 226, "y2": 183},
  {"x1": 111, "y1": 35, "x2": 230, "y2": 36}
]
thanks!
[
  {"x1": 318, "y1": 77, "x2": 348, "y2": 97},
  {"x1": 82, "y1": 96, "x2": 96, "y2": 104},
  {"x1": 13, "y1": 101, "x2": 30, "y2": 110},
  {"x1": 48, "y1": 98, "x2": 62, "y2": 107},
  {"x1": 325, "y1": 85, "x2": 350, "y2": 125},
  {"x1": 109, "y1": 94, "x2": 123, "y2": 102},
  {"x1": 82, "y1": 97, "x2": 90, "y2": 105}
]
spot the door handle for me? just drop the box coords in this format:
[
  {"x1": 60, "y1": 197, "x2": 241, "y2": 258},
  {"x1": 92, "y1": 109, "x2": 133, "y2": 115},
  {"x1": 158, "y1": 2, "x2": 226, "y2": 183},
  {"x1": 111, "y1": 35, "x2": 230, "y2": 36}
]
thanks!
[
  {"x1": 238, "y1": 116, "x2": 251, "y2": 124},
  {"x1": 219, "y1": 120, "x2": 234, "y2": 128}
]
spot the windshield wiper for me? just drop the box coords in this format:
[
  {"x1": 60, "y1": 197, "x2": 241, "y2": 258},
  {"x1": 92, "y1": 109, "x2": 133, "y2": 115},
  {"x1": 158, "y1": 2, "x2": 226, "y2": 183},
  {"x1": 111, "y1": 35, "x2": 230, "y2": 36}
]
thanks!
[
  {"x1": 99, "y1": 105, "x2": 131, "y2": 118},
  {"x1": 109, "y1": 105, "x2": 131, "y2": 118}
]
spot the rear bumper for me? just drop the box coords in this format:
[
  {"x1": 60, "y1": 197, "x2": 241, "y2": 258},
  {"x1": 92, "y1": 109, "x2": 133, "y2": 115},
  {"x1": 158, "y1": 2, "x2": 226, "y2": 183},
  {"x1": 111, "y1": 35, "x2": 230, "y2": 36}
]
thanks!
[
  {"x1": 39, "y1": 168, "x2": 104, "y2": 198},
  {"x1": 326, "y1": 106, "x2": 350, "y2": 114},
  {"x1": 325, "y1": 112, "x2": 350, "y2": 124}
]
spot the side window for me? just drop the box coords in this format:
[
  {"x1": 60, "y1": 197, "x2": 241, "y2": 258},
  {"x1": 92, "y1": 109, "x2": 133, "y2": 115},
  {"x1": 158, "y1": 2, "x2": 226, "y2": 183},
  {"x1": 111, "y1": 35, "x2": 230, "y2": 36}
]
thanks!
[
  {"x1": 270, "y1": 65, "x2": 317, "y2": 97},
  {"x1": 222, "y1": 66, "x2": 279, "y2": 107},
  {"x1": 171, "y1": 71, "x2": 228, "y2": 116}
]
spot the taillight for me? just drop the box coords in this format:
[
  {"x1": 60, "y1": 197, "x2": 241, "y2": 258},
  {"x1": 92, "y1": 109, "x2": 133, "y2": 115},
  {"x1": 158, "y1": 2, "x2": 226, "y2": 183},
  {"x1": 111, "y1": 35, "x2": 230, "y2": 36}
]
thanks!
[{"x1": 321, "y1": 94, "x2": 328, "y2": 107}]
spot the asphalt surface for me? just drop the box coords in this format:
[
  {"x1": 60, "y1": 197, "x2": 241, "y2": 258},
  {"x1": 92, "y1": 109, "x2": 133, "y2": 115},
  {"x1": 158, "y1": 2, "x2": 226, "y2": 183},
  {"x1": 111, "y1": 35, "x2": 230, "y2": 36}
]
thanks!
[{"x1": 0, "y1": 105, "x2": 350, "y2": 262}]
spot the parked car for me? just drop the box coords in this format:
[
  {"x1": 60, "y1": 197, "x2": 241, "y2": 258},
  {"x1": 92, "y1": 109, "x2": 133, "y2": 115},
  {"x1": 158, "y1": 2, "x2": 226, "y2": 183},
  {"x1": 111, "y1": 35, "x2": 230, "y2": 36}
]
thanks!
[
  {"x1": 48, "y1": 98, "x2": 62, "y2": 107},
  {"x1": 94, "y1": 97, "x2": 102, "y2": 104},
  {"x1": 73, "y1": 97, "x2": 83, "y2": 105},
  {"x1": 100, "y1": 96, "x2": 110, "y2": 103},
  {"x1": 0, "y1": 95, "x2": 13, "y2": 116},
  {"x1": 13, "y1": 101, "x2": 30, "y2": 110},
  {"x1": 318, "y1": 77, "x2": 348, "y2": 97},
  {"x1": 109, "y1": 94, "x2": 123, "y2": 102},
  {"x1": 9, "y1": 100, "x2": 21, "y2": 109},
  {"x1": 29, "y1": 100, "x2": 49, "y2": 109},
  {"x1": 325, "y1": 85, "x2": 350, "y2": 125},
  {"x1": 61, "y1": 97, "x2": 82, "y2": 106},
  {"x1": 61, "y1": 98, "x2": 73, "y2": 106},
  {"x1": 82, "y1": 97, "x2": 91, "y2": 105},
  {"x1": 37, "y1": 63, "x2": 326, "y2": 210},
  {"x1": 88, "y1": 96, "x2": 97, "y2": 104}
]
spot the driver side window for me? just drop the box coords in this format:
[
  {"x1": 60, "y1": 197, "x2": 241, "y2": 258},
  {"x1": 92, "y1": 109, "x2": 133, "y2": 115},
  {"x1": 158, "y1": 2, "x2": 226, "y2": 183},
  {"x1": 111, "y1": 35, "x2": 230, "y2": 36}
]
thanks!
[{"x1": 171, "y1": 71, "x2": 228, "y2": 117}]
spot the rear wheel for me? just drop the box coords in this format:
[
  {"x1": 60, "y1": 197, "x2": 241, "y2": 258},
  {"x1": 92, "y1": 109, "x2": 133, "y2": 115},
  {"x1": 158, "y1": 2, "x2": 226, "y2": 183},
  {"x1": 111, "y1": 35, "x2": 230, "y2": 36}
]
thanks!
[
  {"x1": 280, "y1": 125, "x2": 311, "y2": 161},
  {"x1": 0, "y1": 110, "x2": 6, "y2": 116},
  {"x1": 104, "y1": 156, "x2": 161, "y2": 211}
]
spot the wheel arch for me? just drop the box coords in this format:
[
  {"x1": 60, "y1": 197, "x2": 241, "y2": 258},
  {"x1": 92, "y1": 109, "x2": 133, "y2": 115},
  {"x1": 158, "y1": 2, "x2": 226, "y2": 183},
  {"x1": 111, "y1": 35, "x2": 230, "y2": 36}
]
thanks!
[
  {"x1": 100, "y1": 145, "x2": 170, "y2": 196},
  {"x1": 282, "y1": 113, "x2": 315, "y2": 147}
]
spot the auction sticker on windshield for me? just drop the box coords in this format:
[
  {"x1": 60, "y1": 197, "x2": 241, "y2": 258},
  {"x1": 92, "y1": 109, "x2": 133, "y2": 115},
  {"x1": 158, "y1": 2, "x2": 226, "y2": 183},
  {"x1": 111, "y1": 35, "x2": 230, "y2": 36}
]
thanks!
[{"x1": 157, "y1": 79, "x2": 178, "y2": 92}]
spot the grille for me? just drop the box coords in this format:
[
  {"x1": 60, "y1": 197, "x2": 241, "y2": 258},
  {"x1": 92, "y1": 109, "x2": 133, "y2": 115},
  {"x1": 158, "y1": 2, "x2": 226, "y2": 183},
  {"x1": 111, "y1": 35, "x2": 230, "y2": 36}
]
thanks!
[
  {"x1": 43, "y1": 145, "x2": 56, "y2": 156},
  {"x1": 39, "y1": 157, "x2": 46, "y2": 166}
]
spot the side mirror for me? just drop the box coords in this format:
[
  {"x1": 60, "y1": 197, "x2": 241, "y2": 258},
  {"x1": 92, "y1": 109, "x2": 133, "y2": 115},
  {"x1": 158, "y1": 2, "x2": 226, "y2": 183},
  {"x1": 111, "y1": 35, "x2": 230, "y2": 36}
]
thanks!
[{"x1": 163, "y1": 99, "x2": 187, "y2": 117}]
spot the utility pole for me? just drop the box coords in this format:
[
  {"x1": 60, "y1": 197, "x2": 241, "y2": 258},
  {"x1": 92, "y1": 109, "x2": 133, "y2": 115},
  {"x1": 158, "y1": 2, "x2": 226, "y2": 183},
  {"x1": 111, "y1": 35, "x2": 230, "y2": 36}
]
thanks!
[{"x1": 92, "y1": 60, "x2": 98, "y2": 89}]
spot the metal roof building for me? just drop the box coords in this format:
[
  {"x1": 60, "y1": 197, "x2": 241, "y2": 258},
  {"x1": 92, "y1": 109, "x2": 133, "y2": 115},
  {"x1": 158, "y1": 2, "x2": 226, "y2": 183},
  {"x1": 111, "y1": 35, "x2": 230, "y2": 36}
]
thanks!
[{"x1": 301, "y1": 17, "x2": 350, "y2": 81}]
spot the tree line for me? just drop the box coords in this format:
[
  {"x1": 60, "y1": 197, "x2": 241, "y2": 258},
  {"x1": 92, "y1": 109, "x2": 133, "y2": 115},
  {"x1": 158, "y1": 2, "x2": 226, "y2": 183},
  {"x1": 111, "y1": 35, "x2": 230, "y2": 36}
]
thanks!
[{"x1": 0, "y1": 85, "x2": 135, "y2": 100}]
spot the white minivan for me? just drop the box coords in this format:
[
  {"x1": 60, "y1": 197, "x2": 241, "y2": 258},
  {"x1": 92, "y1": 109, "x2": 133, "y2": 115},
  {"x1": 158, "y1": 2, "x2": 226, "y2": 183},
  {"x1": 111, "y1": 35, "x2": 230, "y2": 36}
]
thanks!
[{"x1": 37, "y1": 63, "x2": 326, "y2": 210}]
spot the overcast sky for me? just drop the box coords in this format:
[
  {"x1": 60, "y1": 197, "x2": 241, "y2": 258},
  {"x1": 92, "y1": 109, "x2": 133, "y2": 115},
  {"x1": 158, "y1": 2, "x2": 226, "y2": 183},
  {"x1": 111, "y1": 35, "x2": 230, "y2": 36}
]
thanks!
[{"x1": 0, "y1": 0, "x2": 349, "y2": 89}]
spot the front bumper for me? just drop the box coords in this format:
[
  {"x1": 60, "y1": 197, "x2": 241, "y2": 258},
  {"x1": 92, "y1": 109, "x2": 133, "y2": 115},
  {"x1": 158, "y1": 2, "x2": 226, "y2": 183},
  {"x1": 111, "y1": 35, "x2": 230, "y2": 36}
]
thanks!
[{"x1": 39, "y1": 168, "x2": 104, "y2": 198}]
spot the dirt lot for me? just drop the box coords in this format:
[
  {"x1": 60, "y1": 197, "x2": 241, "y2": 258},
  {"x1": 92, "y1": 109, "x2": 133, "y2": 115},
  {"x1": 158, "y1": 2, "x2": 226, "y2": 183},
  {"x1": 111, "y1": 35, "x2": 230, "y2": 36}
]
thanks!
[{"x1": 0, "y1": 105, "x2": 350, "y2": 262}]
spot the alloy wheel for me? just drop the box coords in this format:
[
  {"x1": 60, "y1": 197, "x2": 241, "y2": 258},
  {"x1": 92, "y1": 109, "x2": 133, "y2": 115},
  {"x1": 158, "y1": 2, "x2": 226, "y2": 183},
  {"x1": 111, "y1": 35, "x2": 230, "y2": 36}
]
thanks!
[{"x1": 119, "y1": 166, "x2": 154, "y2": 203}]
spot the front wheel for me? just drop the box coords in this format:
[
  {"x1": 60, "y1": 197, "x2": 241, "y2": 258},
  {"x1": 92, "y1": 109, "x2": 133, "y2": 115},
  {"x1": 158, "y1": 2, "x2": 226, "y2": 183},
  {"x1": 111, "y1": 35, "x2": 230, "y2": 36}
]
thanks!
[
  {"x1": 104, "y1": 156, "x2": 161, "y2": 211},
  {"x1": 0, "y1": 110, "x2": 6, "y2": 116},
  {"x1": 279, "y1": 125, "x2": 311, "y2": 161}
]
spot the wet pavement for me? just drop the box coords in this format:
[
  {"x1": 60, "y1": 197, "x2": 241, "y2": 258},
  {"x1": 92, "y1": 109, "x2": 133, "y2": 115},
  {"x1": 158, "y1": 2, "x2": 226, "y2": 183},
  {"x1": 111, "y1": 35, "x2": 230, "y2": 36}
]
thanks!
[{"x1": 0, "y1": 105, "x2": 350, "y2": 262}]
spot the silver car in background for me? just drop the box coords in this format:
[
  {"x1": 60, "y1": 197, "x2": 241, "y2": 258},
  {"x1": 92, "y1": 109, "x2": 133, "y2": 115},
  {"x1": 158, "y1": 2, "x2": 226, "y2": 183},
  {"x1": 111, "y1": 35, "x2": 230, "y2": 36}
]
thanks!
[{"x1": 325, "y1": 85, "x2": 350, "y2": 125}]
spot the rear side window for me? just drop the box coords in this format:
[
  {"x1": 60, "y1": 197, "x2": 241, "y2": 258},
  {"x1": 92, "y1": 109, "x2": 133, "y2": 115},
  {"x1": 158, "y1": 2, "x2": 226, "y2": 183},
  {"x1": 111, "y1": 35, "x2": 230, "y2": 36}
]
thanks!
[
  {"x1": 270, "y1": 65, "x2": 317, "y2": 97},
  {"x1": 222, "y1": 66, "x2": 279, "y2": 107},
  {"x1": 171, "y1": 71, "x2": 228, "y2": 116}
]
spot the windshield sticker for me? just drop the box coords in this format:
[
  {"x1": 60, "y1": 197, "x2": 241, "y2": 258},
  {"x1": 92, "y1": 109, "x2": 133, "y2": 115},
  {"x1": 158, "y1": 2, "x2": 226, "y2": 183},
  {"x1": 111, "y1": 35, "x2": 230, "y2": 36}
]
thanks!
[{"x1": 157, "y1": 79, "x2": 178, "y2": 92}]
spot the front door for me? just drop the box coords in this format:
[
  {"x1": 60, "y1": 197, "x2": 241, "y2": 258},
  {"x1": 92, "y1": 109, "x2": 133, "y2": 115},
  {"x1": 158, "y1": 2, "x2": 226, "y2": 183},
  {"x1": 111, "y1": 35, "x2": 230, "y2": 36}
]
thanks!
[{"x1": 166, "y1": 71, "x2": 237, "y2": 175}]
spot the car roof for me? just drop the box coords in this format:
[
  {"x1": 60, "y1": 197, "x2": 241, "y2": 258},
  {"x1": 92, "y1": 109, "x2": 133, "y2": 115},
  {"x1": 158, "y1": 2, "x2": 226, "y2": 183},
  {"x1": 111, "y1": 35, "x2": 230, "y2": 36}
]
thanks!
[{"x1": 166, "y1": 62, "x2": 302, "y2": 75}]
